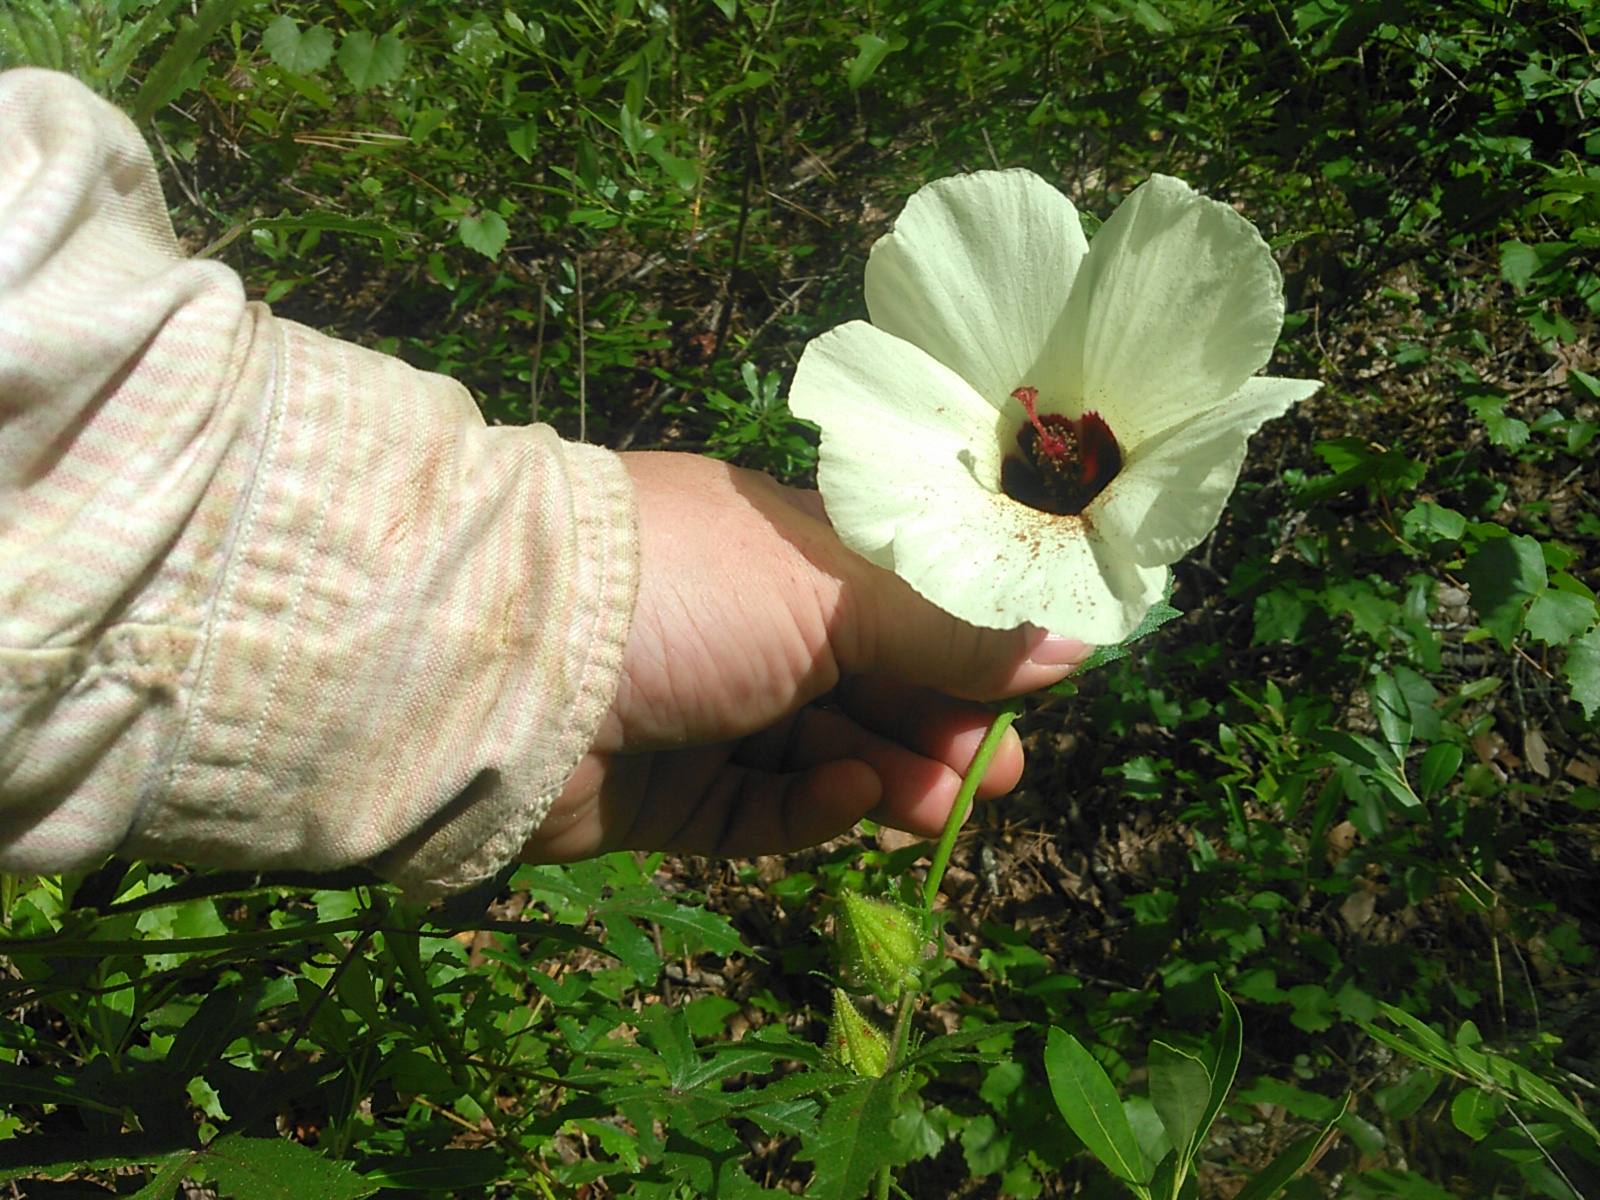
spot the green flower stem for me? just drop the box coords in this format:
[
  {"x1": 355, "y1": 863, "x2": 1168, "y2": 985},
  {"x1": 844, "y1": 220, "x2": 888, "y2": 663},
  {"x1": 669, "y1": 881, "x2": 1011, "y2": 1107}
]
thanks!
[
  {"x1": 920, "y1": 697, "x2": 1025, "y2": 914},
  {"x1": 875, "y1": 699, "x2": 1026, "y2": 1200}
]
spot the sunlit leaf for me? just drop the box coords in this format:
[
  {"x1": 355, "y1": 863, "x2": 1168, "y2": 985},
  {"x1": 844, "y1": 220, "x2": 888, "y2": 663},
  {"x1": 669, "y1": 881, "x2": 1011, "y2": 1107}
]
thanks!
[
  {"x1": 337, "y1": 30, "x2": 406, "y2": 90},
  {"x1": 1044, "y1": 1028, "x2": 1151, "y2": 1187},
  {"x1": 262, "y1": 14, "x2": 334, "y2": 74}
]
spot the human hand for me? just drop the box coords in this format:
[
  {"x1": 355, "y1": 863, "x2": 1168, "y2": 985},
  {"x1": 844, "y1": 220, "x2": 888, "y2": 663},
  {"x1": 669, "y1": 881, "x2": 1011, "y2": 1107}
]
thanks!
[{"x1": 521, "y1": 452, "x2": 1090, "y2": 863}]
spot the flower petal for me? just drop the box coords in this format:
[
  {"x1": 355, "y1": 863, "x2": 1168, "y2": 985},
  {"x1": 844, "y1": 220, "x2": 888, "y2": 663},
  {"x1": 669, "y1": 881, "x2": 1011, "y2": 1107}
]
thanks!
[
  {"x1": 790, "y1": 321, "x2": 1003, "y2": 567},
  {"x1": 864, "y1": 169, "x2": 1088, "y2": 410},
  {"x1": 884, "y1": 488, "x2": 1169, "y2": 643},
  {"x1": 790, "y1": 321, "x2": 1167, "y2": 644},
  {"x1": 1046, "y1": 174, "x2": 1287, "y2": 448},
  {"x1": 1090, "y1": 375, "x2": 1322, "y2": 567}
]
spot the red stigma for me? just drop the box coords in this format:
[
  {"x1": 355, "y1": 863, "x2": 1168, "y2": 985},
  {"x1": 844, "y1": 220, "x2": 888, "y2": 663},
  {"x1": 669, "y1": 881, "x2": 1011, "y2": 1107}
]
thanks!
[
  {"x1": 1001, "y1": 392, "x2": 1123, "y2": 517},
  {"x1": 1011, "y1": 387, "x2": 1069, "y2": 460}
]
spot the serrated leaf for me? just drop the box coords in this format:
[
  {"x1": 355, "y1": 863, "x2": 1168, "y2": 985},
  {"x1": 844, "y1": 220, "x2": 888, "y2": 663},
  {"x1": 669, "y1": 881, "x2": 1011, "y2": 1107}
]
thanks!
[
  {"x1": 603, "y1": 892, "x2": 747, "y2": 957},
  {"x1": 901, "y1": 1021, "x2": 1030, "y2": 1070},
  {"x1": 263, "y1": 15, "x2": 334, "y2": 75},
  {"x1": 1401, "y1": 501, "x2": 1466, "y2": 544},
  {"x1": 0, "y1": 1060, "x2": 131, "y2": 1115},
  {"x1": 799, "y1": 1075, "x2": 916, "y2": 1199},
  {"x1": 1564, "y1": 626, "x2": 1600, "y2": 717},
  {"x1": 337, "y1": 30, "x2": 405, "y2": 90},
  {"x1": 1044, "y1": 1028, "x2": 1150, "y2": 1186},
  {"x1": 129, "y1": 0, "x2": 241, "y2": 123},
  {"x1": 127, "y1": 1155, "x2": 194, "y2": 1200},
  {"x1": 1499, "y1": 240, "x2": 1541, "y2": 290},
  {"x1": 458, "y1": 209, "x2": 509, "y2": 259},
  {"x1": 359, "y1": 1149, "x2": 503, "y2": 1191},
  {"x1": 1050, "y1": 573, "x2": 1180, "y2": 689},
  {"x1": 1252, "y1": 588, "x2": 1309, "y2": 645},
  {"x1": 195, "y1": 1135, "x2": 376, "y2": 1200},
  {"x1": 1525, "y1": 589, "x2": 1597, "y2": 645},
  {"x1": 0, "y1": 1132, "x2": 193, "y2": 1185}
]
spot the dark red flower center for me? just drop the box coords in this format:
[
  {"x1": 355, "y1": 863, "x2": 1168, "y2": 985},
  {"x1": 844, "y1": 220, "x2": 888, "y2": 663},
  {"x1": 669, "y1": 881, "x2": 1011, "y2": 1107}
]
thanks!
[{"x1": 1000, "y1": 386, "x2": 1122, "y2": 516}]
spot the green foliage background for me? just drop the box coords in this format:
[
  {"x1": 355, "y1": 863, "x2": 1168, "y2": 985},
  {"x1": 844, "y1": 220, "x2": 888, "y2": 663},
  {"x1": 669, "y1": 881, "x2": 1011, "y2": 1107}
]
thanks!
[{"x1": 1, "y1": 0, "x2": 1597, "y2": 1197}]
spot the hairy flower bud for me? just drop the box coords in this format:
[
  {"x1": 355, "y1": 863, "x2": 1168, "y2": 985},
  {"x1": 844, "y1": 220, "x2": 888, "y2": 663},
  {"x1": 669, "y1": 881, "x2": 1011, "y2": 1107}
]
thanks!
[
  {"x1": 835, "y1": 890, "x2": 924, "y2": 1000},
  {"x1": 829, "y1": 988, "x2": 889, "y2": 1078}
]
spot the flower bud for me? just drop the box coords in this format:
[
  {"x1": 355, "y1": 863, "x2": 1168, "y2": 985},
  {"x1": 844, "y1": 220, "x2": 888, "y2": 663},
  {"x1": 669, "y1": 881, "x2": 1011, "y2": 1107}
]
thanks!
[
  {"x1": 835, "y1": 890, "x2": 924, "y2": 1000},
  {"x1": 829, "y1": 988, "x2": 889, "y2": 1078}
]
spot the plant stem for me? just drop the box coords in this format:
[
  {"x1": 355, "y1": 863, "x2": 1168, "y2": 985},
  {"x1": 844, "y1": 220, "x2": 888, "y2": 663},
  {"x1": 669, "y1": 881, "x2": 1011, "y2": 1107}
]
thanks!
[
  {"x1": 921, "y1": 698, "x2": 1025, "y2": 914},
  {"x1": 873, "y1": 700, "x2": 1026, "y2": 1200}
]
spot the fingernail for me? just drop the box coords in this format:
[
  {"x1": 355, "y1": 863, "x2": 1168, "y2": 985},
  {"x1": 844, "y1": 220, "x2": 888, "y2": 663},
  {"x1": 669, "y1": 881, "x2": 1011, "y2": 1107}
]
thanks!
[{"x1": 1028, "y1": 633, "x2": 1092, "y2": 666}]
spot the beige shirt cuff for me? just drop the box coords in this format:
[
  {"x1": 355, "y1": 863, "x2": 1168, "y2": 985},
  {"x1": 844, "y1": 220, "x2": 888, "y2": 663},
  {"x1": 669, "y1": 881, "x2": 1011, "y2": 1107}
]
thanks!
[{"x1": 0, "y1": 68, "x2": 639, "y2": 896}]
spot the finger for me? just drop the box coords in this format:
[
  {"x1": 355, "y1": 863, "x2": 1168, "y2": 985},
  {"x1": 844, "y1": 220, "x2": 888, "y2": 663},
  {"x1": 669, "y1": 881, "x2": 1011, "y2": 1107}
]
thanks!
[
  {"x1": 777, "y1": 483, "x2": 829, "y2": 523},
  {"x1": 734, "y1": 703, "x2": 990, "y2": 837},
  {"x1": 833, "y1": 677, "x2": 1026, "y2": 800},
  {"x1": 829, "y1": 554, "x2": 1093, "y2": 700},
  {"x1": 659, "y1": 756, "x2": 886, "y2": 858},
  {"x1": 740, "y1": 702, "x2": 963, "y2": 801}
]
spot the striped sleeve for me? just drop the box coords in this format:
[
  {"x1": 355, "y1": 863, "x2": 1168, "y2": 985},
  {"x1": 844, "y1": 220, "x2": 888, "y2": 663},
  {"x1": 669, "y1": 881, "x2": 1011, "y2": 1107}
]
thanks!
[{"x1": 0, "y1": 68, "x2": 638, "y2": 896}]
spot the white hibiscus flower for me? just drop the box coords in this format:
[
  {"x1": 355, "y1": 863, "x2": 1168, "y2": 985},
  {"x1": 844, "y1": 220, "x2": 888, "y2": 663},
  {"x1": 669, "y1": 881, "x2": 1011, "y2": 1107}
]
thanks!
[{"x1": 789, "y1": 169, "x2": 1321, "y2": 645}]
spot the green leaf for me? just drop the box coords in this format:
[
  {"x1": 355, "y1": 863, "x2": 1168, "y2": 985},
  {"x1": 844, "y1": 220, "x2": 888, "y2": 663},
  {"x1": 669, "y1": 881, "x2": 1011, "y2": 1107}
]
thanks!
[
  {"x1": 262, "y1": 14, "x2": 334, "y2": 75},
  {"x1": 1252, "y1": 588, "x2": 1310, "y2": 645},
  {"x1": 1460, "y1": 535, "x2": 1546, "y2": 648},
  {"x1": 845, "y1": 32, "x2": 906, "y2": 90},
  {"x1": 241, "y1": 212, "x2": 419, "y2": 244},
  {"x1": 337, "y1": 31, "x2": 406, "y2": 90},
  {"x1": 1149, "y1": 1041, "x2": 1211, "y2": 1161},
  {"x1": 1417, "y1": 743, "x2": 1463, "y2": 799},
  {"x1": 799, "y1": 1075, "x2": 916, "y2": 1199},
  {"x1": 1199, "y1": 983, "x2": 1242, "y2": 1141},
  {"x1": 602, "y1": 891, "x2": 747, "y2": 957},
  {"x1": 1376, "y1": 1071, "x2": 1441, "y2": 1121},
  {"x1": 0, "y1": 1132, "x2": 194, "y2": 1184},
  {"x1": 458, "y1": 210, "x2": 509, "y2": 258},
  {"x1": 1401, "y1": 502, "x2": 1466, "y2": 544},
  {"x1": 0, "y1": 1061, "x2": 124, "y2": 1114},
  {"x1": 1370, "y1": 673, "x2": 1412, "y2": 761},
  {"x1": 647, "y1": 140, "x2": 700, "y2": 192},
  {"x1": 1054, "y1": 573, "x2": 1181, "y2": 686},
  {"x1": 1232, "y1": 1095, "x2": 1349, "y2": 1200},
  {"x1": 129, "y1": 0, "x2": 241, "y2": 123},
  {"x1": 1564, "y1": 626, "x2": 1600, "y2": 717},
  {"x1": 1525, "y1": 588, "x2": 1597, "y2": 645},
  {"x1": 197, "y1": 1135, "x2": 377, "y2": 1200},
  {"x1": 1499, "y1": 240, "x2": 1542, "y2": 290},
  {"x1": 901, "y1": 1021, "x2": 1030, "y2": 1070},
  {"x1": 127, "y1": 1155, "x2": 196, "y2": 1200},
  {"x1": 1450, "y1": 1088, "x2": 1501, "y2": 1141},
  {"x1": 1044, "y1": 1028, "x2": 1151, "y2": 1186},
  {"x1": 1464, "y1": 393, "x2": 1530, "y2": 448}
]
